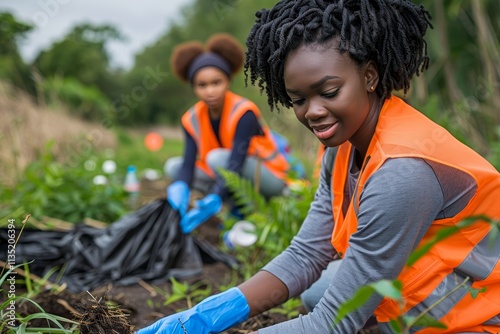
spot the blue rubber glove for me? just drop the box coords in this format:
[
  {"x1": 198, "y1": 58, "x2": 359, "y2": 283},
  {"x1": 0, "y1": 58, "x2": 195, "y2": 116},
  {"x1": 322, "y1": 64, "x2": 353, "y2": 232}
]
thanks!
[
  {"x1": 180, "y1": 193, "x2": 222, "y2": 234},
  {"x1": 166, "y1": 180, "x2": 190, "y2": 217},
  {"x1": 136, "y1": 287, "x2": 250, "y2": 334}
]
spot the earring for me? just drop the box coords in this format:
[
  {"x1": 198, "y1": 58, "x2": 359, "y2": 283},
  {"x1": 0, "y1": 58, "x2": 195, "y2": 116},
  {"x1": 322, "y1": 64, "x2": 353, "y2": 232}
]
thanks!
[{"x1": 370, "y1": 85, "x2": 375, "y2": 92}]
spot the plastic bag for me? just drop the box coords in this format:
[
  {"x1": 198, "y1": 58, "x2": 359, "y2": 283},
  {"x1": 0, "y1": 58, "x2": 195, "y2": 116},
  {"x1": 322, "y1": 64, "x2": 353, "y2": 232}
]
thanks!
[{"x1": 0, "y1": 199, "x2": 238, "y2": 292}]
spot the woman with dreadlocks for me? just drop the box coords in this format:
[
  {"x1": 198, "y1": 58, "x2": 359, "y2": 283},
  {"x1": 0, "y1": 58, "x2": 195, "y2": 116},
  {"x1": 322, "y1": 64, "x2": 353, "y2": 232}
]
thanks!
[
  {"x1": 138, "y1": 1, "x2": 500, "y2": 333},
  {"x1": 164, "y1": 33, "x2": 290, "y2": 234}
]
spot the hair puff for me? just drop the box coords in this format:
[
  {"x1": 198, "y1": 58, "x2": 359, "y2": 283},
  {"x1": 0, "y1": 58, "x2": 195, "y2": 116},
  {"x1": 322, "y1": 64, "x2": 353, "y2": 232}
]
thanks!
[
  {"x1": 206, "y1": 33, "x2": 245, "y2": 74},
  {"x1": 170, "y1": 34, "x2": 245, "y2": 82},
  {"x1": 170, "y1": 41, "x2": 204, "y2": 82}
]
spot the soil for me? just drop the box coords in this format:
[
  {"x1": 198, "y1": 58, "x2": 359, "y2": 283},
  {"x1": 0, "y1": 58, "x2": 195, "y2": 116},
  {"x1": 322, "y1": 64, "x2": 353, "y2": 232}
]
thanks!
[{"x1": 3, "y1": 179, "x2": 381, "y2": 333}]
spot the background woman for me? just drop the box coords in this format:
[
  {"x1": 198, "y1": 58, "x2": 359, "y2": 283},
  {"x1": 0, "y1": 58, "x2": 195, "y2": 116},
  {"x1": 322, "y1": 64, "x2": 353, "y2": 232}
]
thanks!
[{"x1": 164, "y1": 33, "x2": 290, "y2": 233}]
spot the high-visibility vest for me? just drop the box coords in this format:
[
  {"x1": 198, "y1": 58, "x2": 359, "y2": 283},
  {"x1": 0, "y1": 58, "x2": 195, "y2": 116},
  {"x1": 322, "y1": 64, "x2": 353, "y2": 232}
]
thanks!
[
  {"x1": 330, "y1": 96, "x2": 500, "y2": 333},
  {"x1": 181, "y1": 90, "x2": 289, "y2": 180}
]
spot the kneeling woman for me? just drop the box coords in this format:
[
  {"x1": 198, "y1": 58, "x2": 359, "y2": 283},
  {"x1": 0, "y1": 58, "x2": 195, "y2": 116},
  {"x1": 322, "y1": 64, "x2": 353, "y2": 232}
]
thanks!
[{"x1": 164, "y1": 33, "x2": 290, "y2": 233}]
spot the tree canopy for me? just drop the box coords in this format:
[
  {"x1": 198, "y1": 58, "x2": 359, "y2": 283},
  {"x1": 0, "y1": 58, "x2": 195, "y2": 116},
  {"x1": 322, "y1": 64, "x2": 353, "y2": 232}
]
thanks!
[
  {"x1": 0, "y1": 12, "x2": 34, "y2": 93},
  {"x1": 34, "y1": 23, "x2": 124, "y2": 99}
]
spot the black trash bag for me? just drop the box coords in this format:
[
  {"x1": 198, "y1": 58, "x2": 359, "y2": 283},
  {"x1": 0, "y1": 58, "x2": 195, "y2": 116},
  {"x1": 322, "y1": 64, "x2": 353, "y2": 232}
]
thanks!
[
  {"x1": 0, "y1": 199, "x2": 239, "y2": 292},
  {"x1": 0, "y1": 228, "x2": 71, "y2": 275}
]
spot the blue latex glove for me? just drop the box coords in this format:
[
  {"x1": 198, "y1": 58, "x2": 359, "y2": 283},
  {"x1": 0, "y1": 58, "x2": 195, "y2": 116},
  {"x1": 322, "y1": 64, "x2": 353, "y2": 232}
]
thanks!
[
  {"x1": 180, "y1": 193, "x2": 222, "y2": 234},
  {"x1": 136, "y1": 287, "x2": 249, "y2": 334},
  {"x1": 166, "y1": 180, "x2": 190, "y2": 217}
]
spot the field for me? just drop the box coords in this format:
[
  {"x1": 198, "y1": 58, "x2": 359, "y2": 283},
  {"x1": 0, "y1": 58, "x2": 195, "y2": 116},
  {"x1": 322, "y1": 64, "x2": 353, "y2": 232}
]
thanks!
[
  {"x1": 5, "y1": 181, "x2": 295, "y2": 333},
  {"x1": 0, "y1": 85, "x2": 385, "y2": 333}
]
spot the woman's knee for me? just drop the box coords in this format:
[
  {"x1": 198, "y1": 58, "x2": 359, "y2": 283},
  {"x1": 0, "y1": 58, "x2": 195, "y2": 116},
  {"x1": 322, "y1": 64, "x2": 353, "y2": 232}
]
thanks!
[
  {"x1": 300, "y1": 287, "x2": 323, "y2": 313},
  {"x1": 300, "y1": 260, "x2": 342, "y2": 312},
  {"x1": 164, "y1": 156, "x2": 183, "y2": 179},
  {"x1": 206, "y1": 149, "x2": 230, "y2": 170}
]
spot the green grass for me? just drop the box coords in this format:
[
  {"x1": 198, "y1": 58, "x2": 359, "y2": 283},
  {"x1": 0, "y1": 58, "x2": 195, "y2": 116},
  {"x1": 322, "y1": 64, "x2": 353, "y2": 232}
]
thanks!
[
  {"x1": 0, "y1": 127, "x2": 184, "y2": 225},
  {"x1": 112, "y1": 128, "x2": 183, "y2": 177}
]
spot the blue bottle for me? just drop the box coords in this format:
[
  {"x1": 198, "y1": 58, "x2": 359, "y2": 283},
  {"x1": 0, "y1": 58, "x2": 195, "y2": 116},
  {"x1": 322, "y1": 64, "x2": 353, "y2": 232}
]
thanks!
[{"x1": 124, "y1": 165, "x2": 140, "y2": 209}]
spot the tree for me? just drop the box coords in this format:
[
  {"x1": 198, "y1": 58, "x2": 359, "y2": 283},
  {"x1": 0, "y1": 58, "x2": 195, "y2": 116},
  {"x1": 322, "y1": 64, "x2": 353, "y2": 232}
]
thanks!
[
  {"x1": 0, "y1": 12, "x2": 35, "y2": 93},
  {"x1": 121, "y1": 0, "x2": 281, "y2": 126},
  {"x1": 33, "y1": 23, "x2": 124, "y2": 100}
]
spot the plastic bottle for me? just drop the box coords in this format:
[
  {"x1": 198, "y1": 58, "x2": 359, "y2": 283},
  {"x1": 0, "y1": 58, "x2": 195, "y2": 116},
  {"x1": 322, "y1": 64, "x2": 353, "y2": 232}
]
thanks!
[
  {"x1": 223, "y1": 221, "x2": 258, "y2": 249},
  {"x1": 124, "y1": 165, "x2": 140, "y2": 209}
]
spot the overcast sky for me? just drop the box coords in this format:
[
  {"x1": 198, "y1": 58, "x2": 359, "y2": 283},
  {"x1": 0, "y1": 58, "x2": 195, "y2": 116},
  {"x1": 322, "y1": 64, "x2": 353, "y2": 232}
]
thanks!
[{"x1": 0, "y1": 0, "x2": 191, "y2": 69}]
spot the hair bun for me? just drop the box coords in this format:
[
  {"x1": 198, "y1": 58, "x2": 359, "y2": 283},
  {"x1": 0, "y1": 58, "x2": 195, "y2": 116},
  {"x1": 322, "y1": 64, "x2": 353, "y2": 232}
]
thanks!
[
  {"x1": 170, "y1": 41, "x2": 204, "y2": 81},
  {"x1": 170, "y1": 34, "x2": 245, "y2": 82},
  {"x1": 206, "y1": 33, "x2": 245, "y2": 74}
]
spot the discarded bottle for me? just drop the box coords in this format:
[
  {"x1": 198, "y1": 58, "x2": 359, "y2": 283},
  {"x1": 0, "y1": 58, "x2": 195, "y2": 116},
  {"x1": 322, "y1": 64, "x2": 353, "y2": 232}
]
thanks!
[
  {"x1": 124, "y1": 165, "x2": 140, "y2": 209},
  {"x1": 222, "y1": 221, "x2": 258, "y2": 249}
]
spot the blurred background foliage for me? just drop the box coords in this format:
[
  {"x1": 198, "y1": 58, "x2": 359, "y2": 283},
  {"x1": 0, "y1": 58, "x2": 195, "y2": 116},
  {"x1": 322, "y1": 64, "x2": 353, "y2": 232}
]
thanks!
[
  {"x1": 1, "y1": 0, "x2": 497, "y2": 153},
  {"x1": 1, "y1": 0, "x2": 499, "y2": 223}
]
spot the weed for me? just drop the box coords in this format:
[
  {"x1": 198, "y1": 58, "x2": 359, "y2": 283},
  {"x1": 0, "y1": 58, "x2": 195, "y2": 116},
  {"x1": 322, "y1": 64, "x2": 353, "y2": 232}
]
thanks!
[
  {"x1": 0, "y1": 143, "x2": 129, "y2": 224},
  {"x1": 156, "y1": 277, "x2": 212, "y2": 311},
  {"x1": 269, "y1": 298, "x2": 303, "y2": 320},
  {"x1": 0, "y1": 215, "x2": 78, "y2": 333},
  {"x1": 335, "y1": 216, "x2": 499, "y2": 333},
  {"x1": 218, "y1": 169, "x2": 315, "y2": 274}
]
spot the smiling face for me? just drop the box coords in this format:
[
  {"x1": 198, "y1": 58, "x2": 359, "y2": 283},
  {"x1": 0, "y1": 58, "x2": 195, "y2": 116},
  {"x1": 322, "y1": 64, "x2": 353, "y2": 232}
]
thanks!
[
  {"x1": 283, "y1": 42, "x2": 381, "y2": 156},
  {"x1": 193, "y1": 66, "x2": 230, "y2": 116}
]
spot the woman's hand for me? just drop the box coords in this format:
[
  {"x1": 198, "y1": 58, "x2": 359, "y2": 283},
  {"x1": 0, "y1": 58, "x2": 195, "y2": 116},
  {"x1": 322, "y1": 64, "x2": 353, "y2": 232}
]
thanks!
[
  {"x1": 136, "y1": 287, "x2": 249, "y2": 334},
  {"x1": 180, "y1": 193, "x2": 222, "y2": 233}
]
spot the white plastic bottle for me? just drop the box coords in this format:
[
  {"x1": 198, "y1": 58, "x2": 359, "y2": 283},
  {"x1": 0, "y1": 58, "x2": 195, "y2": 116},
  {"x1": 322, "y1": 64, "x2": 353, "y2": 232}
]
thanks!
[
  {"x1": 223, "y1": 221, "x2": 258, "y2": 249},
  {"x1": 124, "y1": 165, "x2": 140, "y2": 209}
]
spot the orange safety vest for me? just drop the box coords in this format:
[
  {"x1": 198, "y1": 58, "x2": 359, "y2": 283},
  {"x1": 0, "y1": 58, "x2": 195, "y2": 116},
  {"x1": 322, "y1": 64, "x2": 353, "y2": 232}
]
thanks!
[
  {"x1": 330, "y1": 96, "x2": 500, "y2": 333},
  {"x1": 181, "y1": 90, "x2": 289, "y2": 180}
]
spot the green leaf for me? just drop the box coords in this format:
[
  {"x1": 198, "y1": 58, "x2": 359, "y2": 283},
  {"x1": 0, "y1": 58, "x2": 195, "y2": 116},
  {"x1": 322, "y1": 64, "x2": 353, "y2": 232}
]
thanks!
[
  {"x1": 164, "y1": 294, "x2": 185, "y2": 306},
  {"x1": 335, "y1": 279, "x2": 403, "y2": 326},
  {"x1": 170, "y1": 277, "x2": 188, "y2": 296},
  {"x1": 389, "y1": 318, "x2": 404, "y2": 333},
  {"x1": 465, "y1": 286, "x2": 487, "y2": 299},
  {"x1": 369, "y1": 280, "x2": 403, "y2": 301},
  {"x1": 335, "y1": 286, "x2": 374, "y2": 324},
  {"x1": 410, "y1": 314, "x2": 447, "y2": 329},
  {"x1": 407, "y1": 215, "x2": 490, "y2": 266}
]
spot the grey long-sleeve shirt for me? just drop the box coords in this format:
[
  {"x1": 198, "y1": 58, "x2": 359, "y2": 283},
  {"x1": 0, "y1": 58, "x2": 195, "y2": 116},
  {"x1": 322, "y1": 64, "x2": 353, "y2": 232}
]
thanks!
[{"x1": 258, "y1": 148, "x2": 476, "y2": 333}]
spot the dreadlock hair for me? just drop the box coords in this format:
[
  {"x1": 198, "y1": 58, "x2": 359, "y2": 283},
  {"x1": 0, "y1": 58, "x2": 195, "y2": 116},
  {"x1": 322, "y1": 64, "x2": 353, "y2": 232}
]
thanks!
[
  {"x1": 171, "y1": 33, "x2": 245, "y2": 82},
  {"x1": 244, "y1": 0, "x2": 432, "y2": 111}
]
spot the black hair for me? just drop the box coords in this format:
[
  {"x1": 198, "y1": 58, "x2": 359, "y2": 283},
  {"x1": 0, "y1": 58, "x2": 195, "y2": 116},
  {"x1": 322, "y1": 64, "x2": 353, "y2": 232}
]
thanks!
[{"x1": 244, "y1": 0, "x2": 432, "y2": 110}]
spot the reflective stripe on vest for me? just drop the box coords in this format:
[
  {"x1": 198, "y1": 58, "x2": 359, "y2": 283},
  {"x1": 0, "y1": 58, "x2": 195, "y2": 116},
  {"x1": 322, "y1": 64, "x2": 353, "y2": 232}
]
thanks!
[
  {"x1": 188, "y1": 107, "x2": 199, "y2": 140},
  {"x1": 229, "y1": 98, "x2": 247, "y2": 119},
  {"x1": 455, "y1": 227, "x2": 500, "y2": 281}
]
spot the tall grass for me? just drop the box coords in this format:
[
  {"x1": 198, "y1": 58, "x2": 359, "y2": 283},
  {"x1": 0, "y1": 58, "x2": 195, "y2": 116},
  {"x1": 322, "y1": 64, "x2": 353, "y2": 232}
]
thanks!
[
  {"x1": 0, "y1": 81, "x2": 184, "y2": 185},
  {"x1": 0, "y1": 82, "x2": 116, "y2": 186}
]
